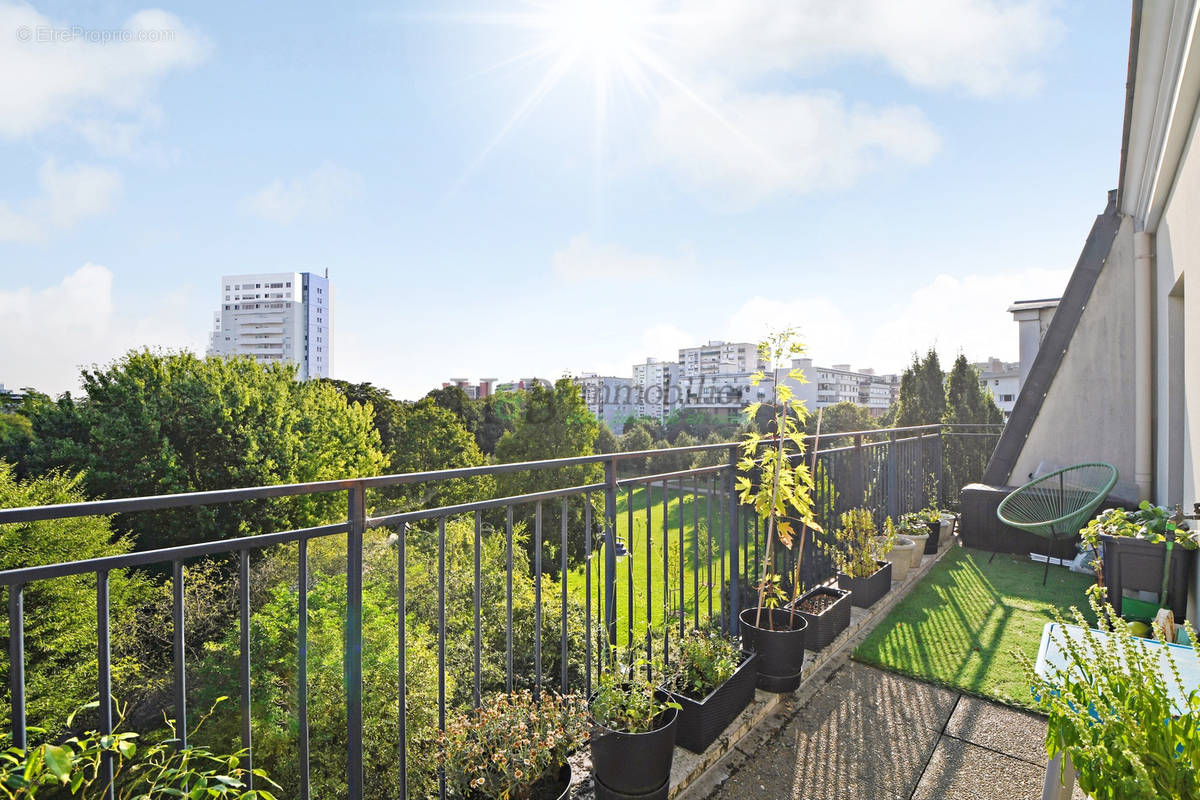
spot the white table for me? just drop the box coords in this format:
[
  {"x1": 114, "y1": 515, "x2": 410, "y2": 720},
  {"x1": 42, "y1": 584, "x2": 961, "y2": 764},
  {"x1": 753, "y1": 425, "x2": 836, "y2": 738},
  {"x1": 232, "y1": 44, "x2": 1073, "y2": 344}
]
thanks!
[{"x1": 1034, "y1": 621, "x2": 1200, "y2": 800}]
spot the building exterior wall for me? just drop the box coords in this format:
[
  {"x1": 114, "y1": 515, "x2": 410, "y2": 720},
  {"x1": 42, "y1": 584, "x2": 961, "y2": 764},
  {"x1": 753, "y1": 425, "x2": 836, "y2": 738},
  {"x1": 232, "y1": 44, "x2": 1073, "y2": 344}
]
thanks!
[
  {"x1": 1008, "y1": 216, "x2": 1139, "y2": 498},
  {"x1": 576, "y1": 375, "x2": 636, "y2": 433},
  {"x1": 208, "y1": 271, "x2": 331, "y2": 380}
]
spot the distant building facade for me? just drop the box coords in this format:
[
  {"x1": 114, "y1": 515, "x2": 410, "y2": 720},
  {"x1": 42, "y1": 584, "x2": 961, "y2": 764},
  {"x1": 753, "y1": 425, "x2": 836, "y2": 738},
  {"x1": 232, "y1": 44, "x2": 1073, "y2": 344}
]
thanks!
[
  {"x1": 442, "y1": 378, "x2": 498, "y2": 400},
  {"x1": 632, "y1": 358, "x2": 681, "y2": 421},
  {"x1": 678, "y1": 341, "x2": 766, "y2": 377},
  {"x1": 787, "y1": 359, "x2": 897, "y2": 417},
  {"x1": 975, "y1": 358, "x2": 1021, "y2": 419},
  {"x1": 575, "y1": 374, "x2": 636, "y2": 433},
  {"x1": 207, "y1": 271, "x2": 332, "y2": 380}
]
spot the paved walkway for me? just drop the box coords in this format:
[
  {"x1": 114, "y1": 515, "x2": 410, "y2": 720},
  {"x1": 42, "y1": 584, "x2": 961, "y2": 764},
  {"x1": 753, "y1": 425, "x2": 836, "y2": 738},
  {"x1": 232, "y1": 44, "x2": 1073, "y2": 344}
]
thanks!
[{"x1": 690, "y1": 662, "x2": 1085, "y2": 800}]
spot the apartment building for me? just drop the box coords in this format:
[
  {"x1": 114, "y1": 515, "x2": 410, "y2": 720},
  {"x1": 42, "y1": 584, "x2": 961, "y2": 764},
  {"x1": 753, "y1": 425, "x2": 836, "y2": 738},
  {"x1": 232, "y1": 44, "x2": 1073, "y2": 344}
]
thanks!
[
  {"x1": 442, "y1": 378, "x2": 498, "y2": 400},
  {"x1": 975, "y1": 358, "x2": 1020, "y2": 418},
  {"x1": 207, "y1": 271, "x2": 332, "y2": 380},
  {"x1": 575, "y1": 374, "x2": 636, "y2": 433},
  {"x1": 678, "y1": 341, "x2": 766, "y2": 377},
  {"x1": 631, "y1": 358, "x2": 681, "y2": 421}
]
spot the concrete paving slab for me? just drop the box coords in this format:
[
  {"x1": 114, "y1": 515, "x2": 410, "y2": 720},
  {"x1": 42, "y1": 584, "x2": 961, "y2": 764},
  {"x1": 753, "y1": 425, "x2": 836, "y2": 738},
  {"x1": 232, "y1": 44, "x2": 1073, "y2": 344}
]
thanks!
[
  {"x1": 944, "y1": 695, "x2": 1051, "y2": 766},
  {"x1": 707, "y1": 663, "x2": 957, "y2": 800},
  {"x1": 910, "y1": 737, "x2": 1088, "y2": 800}
]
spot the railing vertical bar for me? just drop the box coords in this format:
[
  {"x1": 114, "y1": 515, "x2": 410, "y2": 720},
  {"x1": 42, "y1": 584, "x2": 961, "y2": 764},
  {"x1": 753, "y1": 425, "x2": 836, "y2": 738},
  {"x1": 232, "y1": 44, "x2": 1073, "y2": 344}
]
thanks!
[
  {"x1": 661, "y1": 479, "x2": 670, "y2": 660},
  {"x1": 6, "y1": 584, "x2": 25, "y2": 749},
  {"x1": 96, "y1": 572, "x2": 114, "y2": 799},
  {"x1": 172, "y1": 560, "x2": 187, "y2": 748},
  {"x1": 239, "y1": 549, "x2": 253, "y2": 787},
  {"x1": 397, "y1": 523, "x2": 407, "y2": 799},
  {"x1": 535, "y1": 500, "x2": 543, "y2": 697},
  {"x1": 561, "y1": 497, "x2": 569, "y2": 692},
  {"x1": 728, "y1": 447, "x2": 741, "y2": 636},
  {"x1": 437, "y1": 516, "x2": 447, "y2": 800},
  {"x1": 473, "y1": 511, "x2": 482, "y2": 708},
  {"x1": 887, "y1": 430, "x2": 898, "y2": 521},
  {"x1": 298, "y1": 537, "x2": 310, "y2": 800},
  {"x1": 692, "y1": 475, "x2": 699, "y2": 631},
  {"x1": 505, "y1": 506, "x2": 514, "y2": 692},
  {"x1": 645, "y1": 481, "x2": 652, "y2": 661},
  {"x1": 346, "y1": 485, "x2": 365, "y2": 800},
  {"x1": 706, "y1": 474, "x2": 714, "y2": 628},
  {"x1": 678, "y1": 481, "x2": 685, "y2": 641},
  {"x1": 602, "y1": 460, "x2": 617, "y2": 648},
  {"x1": 626, "y1": 487, "x2": 633, "y2": 654},
  {"x1": 584, "y1": 493, "x2": 592, "y2": 697}
]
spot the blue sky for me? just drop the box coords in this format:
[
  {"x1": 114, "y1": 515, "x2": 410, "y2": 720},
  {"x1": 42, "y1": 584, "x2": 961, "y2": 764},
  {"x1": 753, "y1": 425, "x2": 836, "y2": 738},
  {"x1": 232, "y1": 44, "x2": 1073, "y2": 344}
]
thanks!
[{"x1": 1, "y1": 0, "x2": 1132, "y2": 399}]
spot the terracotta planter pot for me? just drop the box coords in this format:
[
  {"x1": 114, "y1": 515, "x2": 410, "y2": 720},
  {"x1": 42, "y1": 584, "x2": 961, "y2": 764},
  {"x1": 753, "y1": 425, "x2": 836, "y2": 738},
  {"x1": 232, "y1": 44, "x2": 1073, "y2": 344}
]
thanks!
[{"x1": 877, "y1": 535, "x2": 914, "y2": 580}]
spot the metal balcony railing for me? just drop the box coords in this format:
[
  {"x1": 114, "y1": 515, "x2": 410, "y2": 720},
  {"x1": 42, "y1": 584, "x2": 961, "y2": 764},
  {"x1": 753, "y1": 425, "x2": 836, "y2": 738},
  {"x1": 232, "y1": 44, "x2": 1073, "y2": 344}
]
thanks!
[{"x1": 0, "y1": 423, "x2": 1000, "y2": 799}]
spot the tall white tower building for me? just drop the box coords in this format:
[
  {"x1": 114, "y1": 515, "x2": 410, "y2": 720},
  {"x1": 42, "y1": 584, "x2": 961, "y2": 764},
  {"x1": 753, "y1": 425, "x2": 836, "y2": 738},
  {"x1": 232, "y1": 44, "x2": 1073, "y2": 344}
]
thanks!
[{"x1": 207, "y1": 271, "x2": 333, "y2": 380}]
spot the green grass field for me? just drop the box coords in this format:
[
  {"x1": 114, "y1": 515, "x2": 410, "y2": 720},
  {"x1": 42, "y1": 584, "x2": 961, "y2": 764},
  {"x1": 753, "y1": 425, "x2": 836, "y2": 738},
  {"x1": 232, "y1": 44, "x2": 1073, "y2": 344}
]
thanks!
[
  {"x1": 563, "y1": 485, "x2": 759, "y2": 643},
  {"x1": 853, "y1": 547, "x2": 1097, "y2": 709}
]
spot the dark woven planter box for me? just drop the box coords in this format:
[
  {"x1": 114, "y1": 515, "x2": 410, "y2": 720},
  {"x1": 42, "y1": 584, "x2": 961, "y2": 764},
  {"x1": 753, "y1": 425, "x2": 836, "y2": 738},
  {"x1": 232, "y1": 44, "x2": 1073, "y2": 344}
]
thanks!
[
  {"x1": 1100, "y1": 534, "x2": 1194, "y2": 620},
  {"x1": 837, "y1": 560, "x2": 891, "y2": 608},
  {"x1": 662, "y1": 651, "x2": 758, "y2": 754},
  {"x1": 923, "y1": 520, "x2": 941, "y2": 554},
  {"x1": 788, "y1": 586, "x2": 852, "y2": 651}
]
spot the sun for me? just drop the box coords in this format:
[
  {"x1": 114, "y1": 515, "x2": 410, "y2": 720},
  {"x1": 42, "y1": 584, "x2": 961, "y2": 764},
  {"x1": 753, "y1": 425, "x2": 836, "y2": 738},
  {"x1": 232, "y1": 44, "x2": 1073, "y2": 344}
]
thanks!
[{"x1": 540, "y1": 0, "x2": 648, "y2": 72}]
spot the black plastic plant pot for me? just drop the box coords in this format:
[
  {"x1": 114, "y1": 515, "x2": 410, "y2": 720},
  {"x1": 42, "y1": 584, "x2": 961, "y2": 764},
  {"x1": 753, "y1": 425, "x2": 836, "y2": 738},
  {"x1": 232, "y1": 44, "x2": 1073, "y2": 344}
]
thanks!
[
  {"x1": 923, "y1": 521, "x2": 941, "y2": 554},
  {"x1": 738, "y1": 608, "x2": 808, "y2": 692},
  {"x1": 1100, "y1": 534, "x2": 1194, "y2": 620},
  {"x1": 662, "y1": 651, "x2": 758, "y2": 754},
  {"x1": 787, "y1": 586, "x2": 853, "y2": 651},
  {"x1": 837, "y1": 560, "x2": 892, "y2": 608},
  {"x1": 590, "y1": 704, "x2": 678, "y2": 798}
]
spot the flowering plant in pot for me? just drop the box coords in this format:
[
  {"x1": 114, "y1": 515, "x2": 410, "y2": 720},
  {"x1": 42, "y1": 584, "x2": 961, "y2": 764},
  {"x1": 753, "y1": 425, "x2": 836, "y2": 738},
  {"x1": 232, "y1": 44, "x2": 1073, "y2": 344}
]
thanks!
[
  {"x1": 440, "y1": 690, "x2": 588, "y2": 800},
  {"x1": 822, "y1": 508, "x2": 892, "y2": 608},
  {"x1": 661, "y1": 630, "x2": 758, "y2": 754},
  {"x1": 875, "y1": 516, "x2": 915, "y2": 580},
  {"x1": 590, "y1": 657, "x2": 682, "y2": 799},
  {"x1": 735, "y1": 330, "x2": 820, "y2": 693}
]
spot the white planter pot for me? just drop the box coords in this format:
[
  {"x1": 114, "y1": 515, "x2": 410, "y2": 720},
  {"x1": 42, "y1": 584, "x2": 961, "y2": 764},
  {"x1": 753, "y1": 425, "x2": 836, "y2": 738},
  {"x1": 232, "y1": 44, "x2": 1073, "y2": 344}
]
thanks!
[
  {"x1": 876, "y1": 535, "x2": 915, "y2": 580},
  {"x1": 939, "y1": 515, "x2": 955, "y2": 549},
  {"x1": 905, "y1": 532, "x2": 929, "y2": 568}
]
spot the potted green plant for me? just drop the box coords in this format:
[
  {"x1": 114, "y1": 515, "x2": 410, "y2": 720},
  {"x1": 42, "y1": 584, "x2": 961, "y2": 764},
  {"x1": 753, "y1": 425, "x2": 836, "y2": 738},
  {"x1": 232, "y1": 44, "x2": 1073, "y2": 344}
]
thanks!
[
  {"x1": 917, "y1": 506, "x2": 942, "y2": 553},
  {"x1": 734, "y1": 330, "x2": 820, "y2": 693},
  {"x1": 787, "y1": 585, "x2": 852, "y2": 652},
  {"x1": 1081, "y1": 502, "x2": 1198, "y2": 621},
  {"x1": 1024, "y1": 586, "x2": 1200, "y2": 800},
  {"x1": 875, "y1": 516, "x2": 916, "y2": 580},
  {"x1": 896, "y1": 513, "x2": 929, "y2": 569},
  {"x1": 661, "y1": 630, "x2": 758, "y2": 754},
  {"x1": 441, "y1": 690, "x2": 588, "y2": 800},
  {"x1": 590, "y1": 661, "x2": 681, "y2": 800},
  {"x1": 823, "y1": 508, "x2": 892, "y2": 608}
]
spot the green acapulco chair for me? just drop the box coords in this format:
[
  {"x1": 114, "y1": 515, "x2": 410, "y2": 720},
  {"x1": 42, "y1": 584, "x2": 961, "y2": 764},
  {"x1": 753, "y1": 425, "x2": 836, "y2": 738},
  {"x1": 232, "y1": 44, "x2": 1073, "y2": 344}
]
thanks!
[{"x1": 995, "y1": 462, "x2": 1119, "y2": 585}]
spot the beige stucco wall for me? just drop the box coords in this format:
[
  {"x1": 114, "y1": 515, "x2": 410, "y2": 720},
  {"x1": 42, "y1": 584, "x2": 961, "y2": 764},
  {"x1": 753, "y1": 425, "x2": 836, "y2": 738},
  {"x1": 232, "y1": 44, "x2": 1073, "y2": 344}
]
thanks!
[{"x1": 1009, "y1": 216, "x2": 1139, "y2": 499}]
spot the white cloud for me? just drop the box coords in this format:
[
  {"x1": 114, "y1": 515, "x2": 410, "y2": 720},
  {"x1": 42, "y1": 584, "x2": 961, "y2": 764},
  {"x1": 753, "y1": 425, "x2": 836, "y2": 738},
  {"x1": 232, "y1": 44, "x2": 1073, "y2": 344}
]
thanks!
[
  {"x1": 676, "y1": 0, "x2": 1062, "y2": 97},
  {"x1": 0, "y1": 159, "x2": 122, "y2": 242},
  {"x1": 243, "y1": 162, "x2": 363, "y2": 224},
  {"x1": 552, "y1": 235, "x2": 694, "y2": 281},
  {"x1": 651, "y1": 87, "x2": 940, "y2": 204},
  {"x1": 718, "y1": 267, "x2": 1072, "y2": 373},
  {"x1": 0, "y1": 264, "x2": 204, "y2": 395},
  {"x1": 0, "y1": 4, "x2": 209, "y2": 139}
]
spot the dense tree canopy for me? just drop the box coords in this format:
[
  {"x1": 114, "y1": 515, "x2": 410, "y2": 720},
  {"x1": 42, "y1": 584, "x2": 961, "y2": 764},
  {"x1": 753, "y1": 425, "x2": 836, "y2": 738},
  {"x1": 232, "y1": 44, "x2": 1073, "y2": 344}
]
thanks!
[
  {"x1": 12, "y1": 351, "x2": 386, "y2": 551},
  {"x1": 896, "y1": 348, "x2": 947, "y2": 427}
]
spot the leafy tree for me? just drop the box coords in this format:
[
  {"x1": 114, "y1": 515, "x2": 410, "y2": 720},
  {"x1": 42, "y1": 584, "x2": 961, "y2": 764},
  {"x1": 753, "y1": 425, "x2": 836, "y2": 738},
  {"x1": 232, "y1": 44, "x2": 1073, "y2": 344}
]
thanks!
[
  {"x1": 0, "y1": 413, "x2": 33, "y2": 476},
  {"x1": 385, "y1": 399, "x2": 494, "y2": 510},
  {"x1": 425, "y1": 385, "x2": 481, "y2": 437},
  {"x1": 804, "y1": 402, "x2": 876, "y2": 439},
  {"x1": 18, "y1": 351, "x2": 386, "y2": 552},
  {"x1": 896, "y1": 348, "x2": 946, "y2": 427},
  {"x1": 941, "y1": 354, "x2": 1004, "y2": 506},
  {"x1": 594, "y1": 424, "x2": 619, "y2": 455},
  {"x1": 494, "y1": 380, "x2": 601, "y2": 573},
  {"x1": 0, "y1": 462, "x2": 151, "y2": 741},
  {"x1": 474, "y1": 393, "x2": 520, "y2": 456}
]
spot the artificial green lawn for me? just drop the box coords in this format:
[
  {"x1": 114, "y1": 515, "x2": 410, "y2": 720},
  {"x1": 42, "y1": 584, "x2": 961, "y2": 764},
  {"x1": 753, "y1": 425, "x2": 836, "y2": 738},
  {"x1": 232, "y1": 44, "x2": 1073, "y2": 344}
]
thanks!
[{"x1": 853, "y1": 546, "x2": 1097, "y2": 710}]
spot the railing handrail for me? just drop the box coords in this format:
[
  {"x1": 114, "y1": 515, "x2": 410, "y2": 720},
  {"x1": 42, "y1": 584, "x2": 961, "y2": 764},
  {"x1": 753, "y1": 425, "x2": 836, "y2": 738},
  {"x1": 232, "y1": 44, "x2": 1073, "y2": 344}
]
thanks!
[{"x1": 0, "y1": 423, "x2": 973, "y2": 527}]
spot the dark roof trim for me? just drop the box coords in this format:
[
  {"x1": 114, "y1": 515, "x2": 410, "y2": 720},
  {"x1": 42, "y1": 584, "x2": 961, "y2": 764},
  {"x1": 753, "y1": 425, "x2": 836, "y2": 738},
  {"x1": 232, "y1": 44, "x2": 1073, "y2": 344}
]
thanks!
[
  {"x1": 1117, "y1": 0, "x2": 1143, "y2": 209},
  {"x1": 983, "y1": 191, "x2": 1123, "y2": 485}
]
